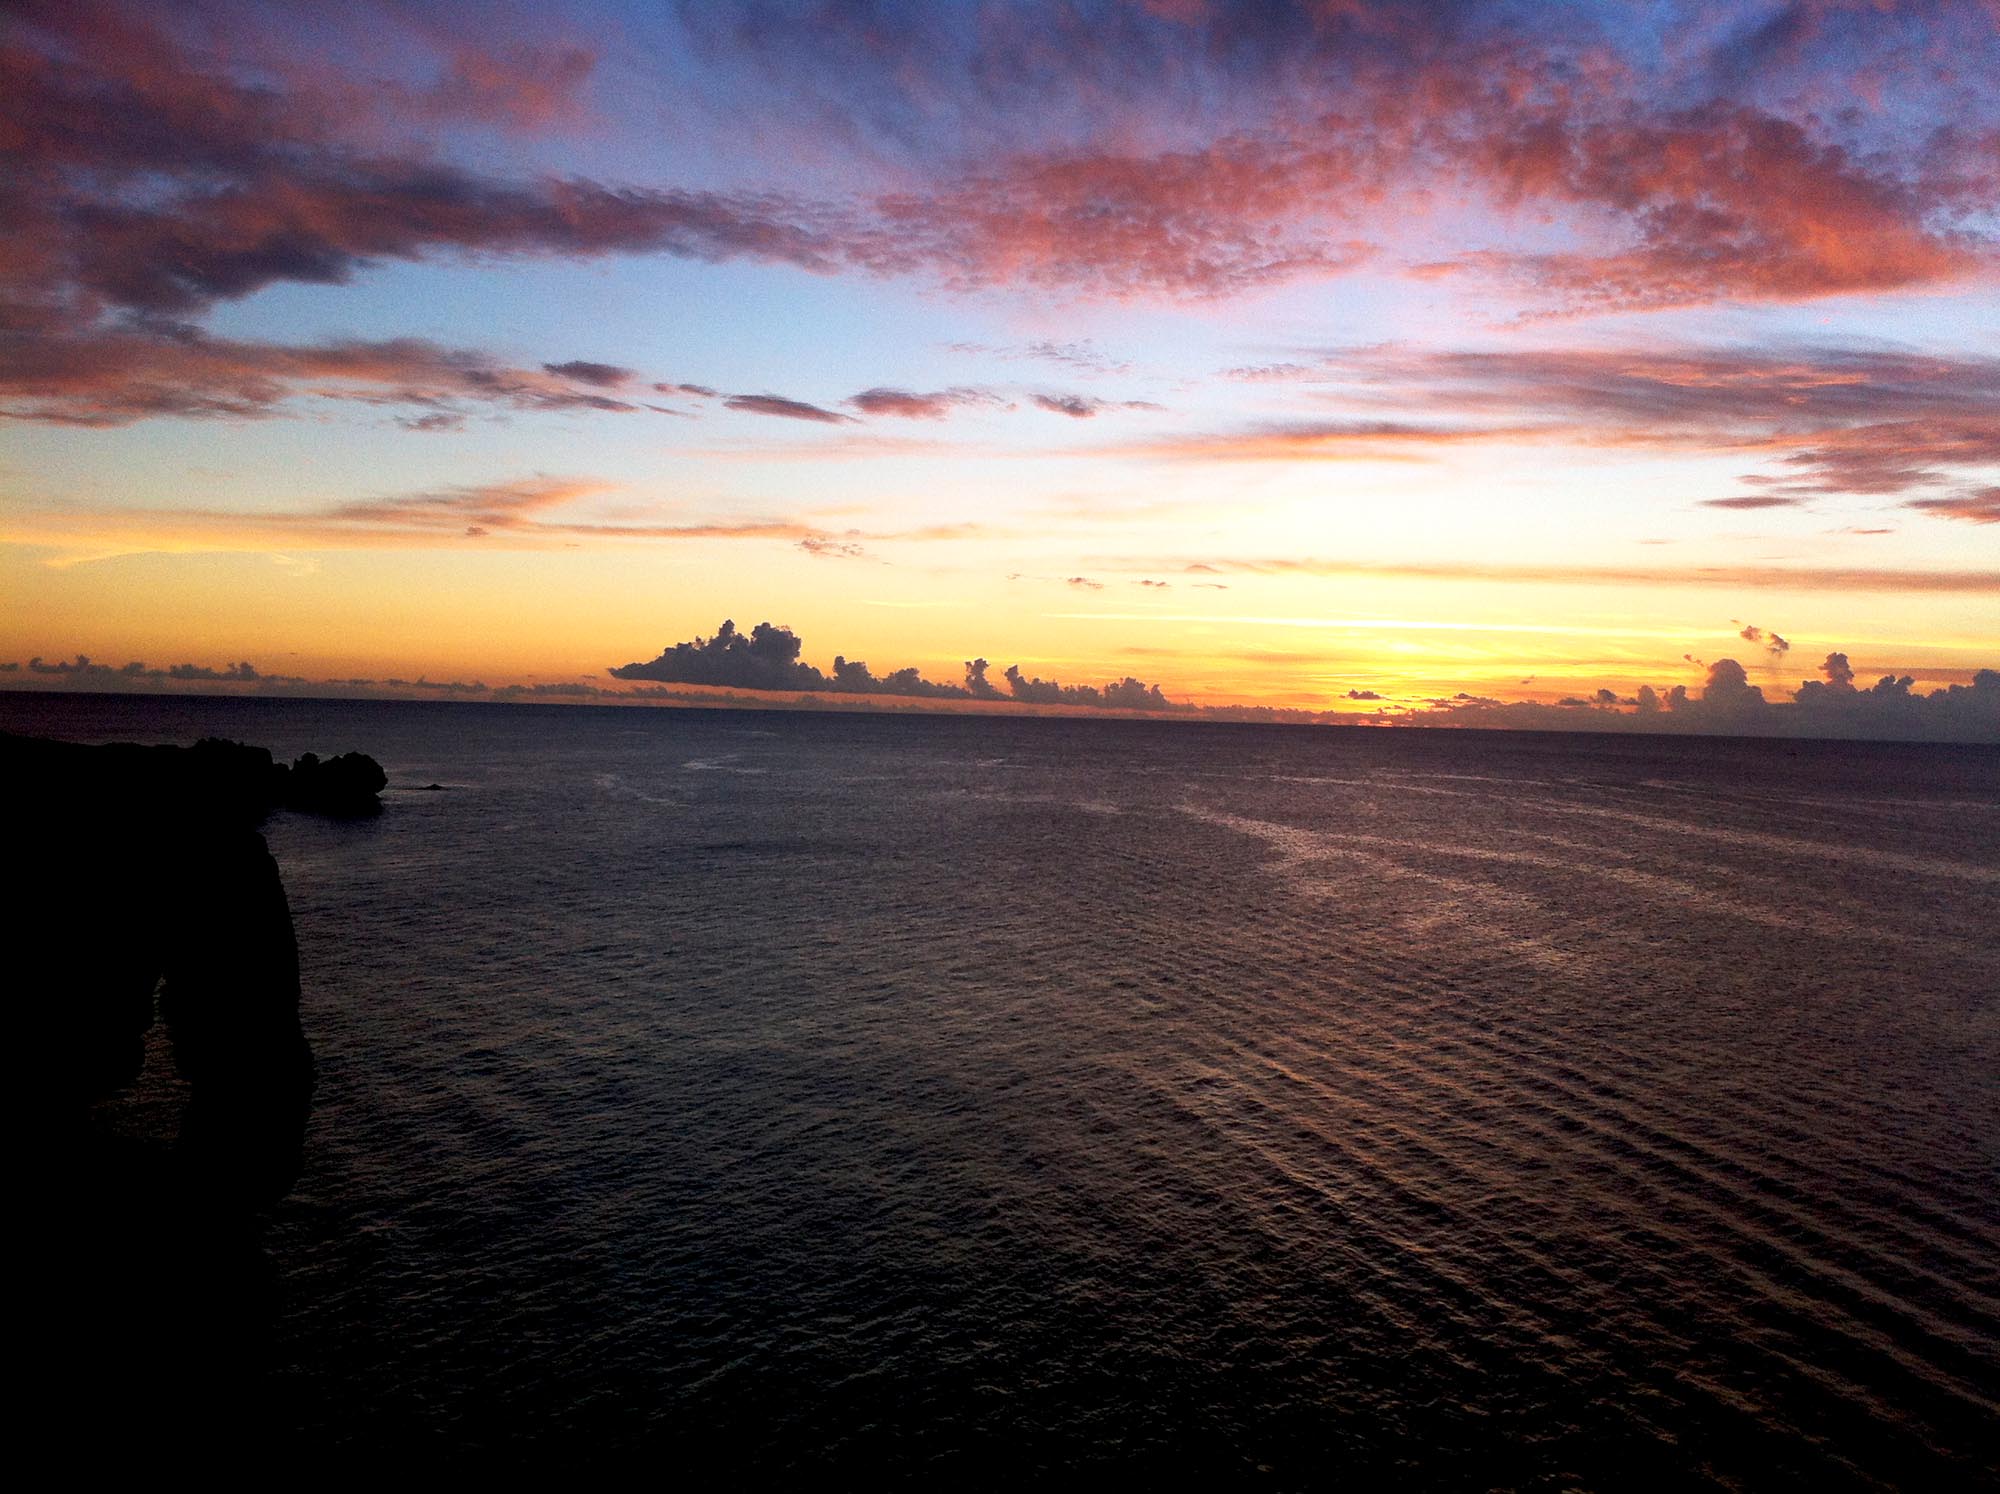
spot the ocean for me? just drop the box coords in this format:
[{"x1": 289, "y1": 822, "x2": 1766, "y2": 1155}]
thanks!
[{"x1": 7, "y1": 691, "x2": 1997, "y2": 1484}]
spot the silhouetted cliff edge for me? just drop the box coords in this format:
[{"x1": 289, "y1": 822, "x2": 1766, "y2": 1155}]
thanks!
[{"x1": 9, "y1": 731, "x2": 381, "y2": 1450}]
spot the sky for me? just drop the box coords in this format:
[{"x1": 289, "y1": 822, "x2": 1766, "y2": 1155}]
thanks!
[{"x1": 3, "y1": 0, "x2": 1998, "y2": 739}]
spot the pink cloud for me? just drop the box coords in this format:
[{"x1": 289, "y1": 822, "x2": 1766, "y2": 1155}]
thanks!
[
  {"x1": 847, "y1": 387, "x2": 1001, "y2": 419},
  {"x1": 0, "y1": 329, "x2": 675, "y2": 425},
  {"x1": 1196, "y1": 343, "x2": 2000, "y2": 509},
  {"x1": 722, "y1": 394, "x2": 855, "y2": 424},
  {"x1": 1906, "y1": 487, "x2": 2000, "y2": 523},
  {"x1": 2, "y1": 0, "x2": 1996, "y2": 431}
]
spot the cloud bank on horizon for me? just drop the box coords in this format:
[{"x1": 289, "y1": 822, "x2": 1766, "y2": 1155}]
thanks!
[
  {"x1": 1, "y1": 0, "x2": 1995, "y2": 735},
  {"x1": 10, "y1": 622, "x2": 1997, "y2": 744}
]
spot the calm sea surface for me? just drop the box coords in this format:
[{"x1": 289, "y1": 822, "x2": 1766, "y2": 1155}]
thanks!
[{"x1": 7, "y1": 692, "x2": 1998, "y2": 1484}]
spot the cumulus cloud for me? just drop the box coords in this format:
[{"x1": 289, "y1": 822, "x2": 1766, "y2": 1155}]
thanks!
[
  {"x1": 609, "y1": 620, "x2": 825, "y2": 691},
  {"x1": 13, "y1": 631, "x2": 1995, "y2": 742},
  {"x1": 607, "y1": 618, "x2": 1178, "y2": 709},
  {"x1": 1392, "y1": 654, "x2": 1998, "y2": 742},
  {"x1": 963, "y1": 658, "x2": 1002, "y2": 700},
  {"x1": 1001, "y1": 665, "x2": 1170, "y2": 711}
]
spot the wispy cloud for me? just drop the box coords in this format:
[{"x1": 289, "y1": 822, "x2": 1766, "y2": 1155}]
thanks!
[
  {"x1": 0, "y1": 330, "x2": 690, "y2": 427},
  {"x1": 846, "y1": 386, "x2": 1003, "y2": 419},
  {"x1": 1905, "y1": 487, "x2": 2000, "y2": 524},
  {"x1": 722, "y1": 393, "x2": 856, "y2": 424},
  {"x1": 1113, "y1": 556, "x2": 2000, "y2": 594},
  {"x1": 1031, "y1": 392, "x2": 1163, "y2": 419},
  {"x1": 1122, "y1": 418, "x2": 1527, "y2": 462},
  {"x1": 1190, "y1": 343, "x2": 2000, "y2": 511},
  {"x1": 0, "y1": 474, "x2": 1008, "y2": 561}
]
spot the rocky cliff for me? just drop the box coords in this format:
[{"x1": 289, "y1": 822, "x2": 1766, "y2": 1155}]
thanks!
[{"x1": 10, "y1": 731, "x2": 383, "y2": 1446}]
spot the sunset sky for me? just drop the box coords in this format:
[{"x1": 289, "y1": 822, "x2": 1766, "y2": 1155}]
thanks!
[{"x1": 4, "y1": 0, "x2": 1998, "y2": 732}]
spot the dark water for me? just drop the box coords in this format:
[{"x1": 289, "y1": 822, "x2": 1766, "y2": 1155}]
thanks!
[{"x1": 8, "y1": 692, "x2": 1998, "y2": 1484}]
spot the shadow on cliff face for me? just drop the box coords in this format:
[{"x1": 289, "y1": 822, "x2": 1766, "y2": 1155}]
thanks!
[{"x1": 8, "y1": 732, "x2": 380, "y2": 1452}]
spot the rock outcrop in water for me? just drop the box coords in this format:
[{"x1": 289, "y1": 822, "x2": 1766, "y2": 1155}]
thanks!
[{"x1": 285, "y1": 747, "x2": 389, "y2": 817}]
